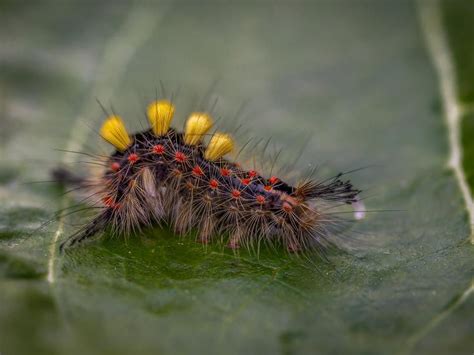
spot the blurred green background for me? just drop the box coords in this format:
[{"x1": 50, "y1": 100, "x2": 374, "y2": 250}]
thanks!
[{"x1": 1, "y1": 1, "x2": 474, "y2": 354}]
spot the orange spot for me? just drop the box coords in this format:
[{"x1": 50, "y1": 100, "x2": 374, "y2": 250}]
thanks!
[
  {"x1": 192, "y1": 165, "x2": 204, "y2": 176},
  {"x1": 264, "y1": 185, "x2": 272, "y2": 191},
  {"x1": 175, "y1": 151, "x2": 187, "y2": 163},
  {"x1": 110, "y1": 162, "x2": 120, "y2": 172},
  {"x1": 256, "y1": 195, "x2": 265, "y2": 204},
  {"x1": 241, "y1": 178, "x2": 251, "y2": 185},
  {"x1": 153, "y1": 144, "x2": 165, "y2": 154},
  {"x1": 209, "y1": 179, "x2": 219, "y2": 189},
  {"x1": 220, "y1": 168, "x2": 231, "y2": 176},
  {"x1": 269, "y1": 176, "x2": 279, "y2": 185},
  {"x1": 128, "y1": 153, "x2": 139, "y2": 164},
  {"x1": 231, "y1": 189, "x2": 241, "y2": 199}
]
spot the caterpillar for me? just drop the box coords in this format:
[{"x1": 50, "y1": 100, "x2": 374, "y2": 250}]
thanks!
[{"x1": 55, "y1": 98, "x2": 362, "y2": 255}]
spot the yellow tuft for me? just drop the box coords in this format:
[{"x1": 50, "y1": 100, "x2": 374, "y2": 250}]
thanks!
[
  {"x1": 100, "y1": 115, "x2": 131, "y2": 152},
  {"x1": 184, "y1": 112, "x2": 213, "y2": 145},
  {"x1": 204, "y1": 132, "x2": 234, "y2": 161},
  {"x1": 147, "y1": 100, "x2": 175, "y2": 136}
]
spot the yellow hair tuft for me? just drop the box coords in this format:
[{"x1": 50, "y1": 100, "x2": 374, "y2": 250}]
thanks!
[
  {"x1": 184, "y1": 112, "x2": 213, "y2": 145},
  {"x1": 147, "y1": 100, "x2": 175, "y2": 136},
  {"x1": 100, "y1": 115, "x2": 132, "y2": 152},
  {"x1": 204, "y1": 132, "x2": 234, "y2": 161}
]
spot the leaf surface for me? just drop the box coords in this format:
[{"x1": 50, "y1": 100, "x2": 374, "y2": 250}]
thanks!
[{"x1": 0, "y1": 1, "x2": 473, "y2": 354}]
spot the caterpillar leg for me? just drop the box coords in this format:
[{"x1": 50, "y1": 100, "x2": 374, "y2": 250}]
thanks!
[
  {"x1": 227, "y1": 227, "x2": 244, "y2": 249},
  {"x1": 59, "y1": 213, "x2": 109, "y2": 252},
  {"x1": 51, "y1": 167, "x2": 85, "y2": 186}
]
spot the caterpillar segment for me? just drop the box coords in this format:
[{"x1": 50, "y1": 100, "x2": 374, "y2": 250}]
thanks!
[{"x1": 58, "y1": 100, "x2": 360, "y2": 253}]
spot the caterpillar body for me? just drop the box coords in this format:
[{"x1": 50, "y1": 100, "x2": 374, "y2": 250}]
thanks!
[{"x1": 57, "y1": 99, "x2": 361, "y2": 254}]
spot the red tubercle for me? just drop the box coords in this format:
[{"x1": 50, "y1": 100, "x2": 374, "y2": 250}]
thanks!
[
  {"x1": 269, "y1": 176, "x2": 279, "y2": 185},
  {"x1": 209, "y1": 179, "x2": 219, "y2": 189},
  {"x1": 282, "y1": 202, "x2": 293, "y2": 213},
  {"x1": 256, "y1": 195, "x2": 265, "y2": 204},
  {"x1": 127, "y1": 153, "x2": 139, "y2": 164},
  {"x1": 110, "y1": 162, "x2": 121, "y2": 172},
  {"x1": 240, "y1": 178, "x2": 251, "y2": 185},
  {"x1": 192, "y1": 165, "x2": 204, "y2": 177},
  {"x1": 102, "y1": 196, "x2": 120, "y2": 209},
  {"x1": 152, "y1": 144, "x2": 165, "y2": 154},
  {"x1": 102, "y1": 196, "x2": 113, "y2": 207},
  {"x1": 231, "y1": 189, "x2": 241, "y2": 199},
  {"x1": 264, "y1": 185, "x2": 272, "y2": 191},
  {"x1": 248, "y1": 170, "x2": 257, "y2": 178},
  {"x1": 175, "y1": 151, "x2": 187, "y2": 163},
  {"x1": 220, "y1": 168, "x2": 231, "y2": 177}
]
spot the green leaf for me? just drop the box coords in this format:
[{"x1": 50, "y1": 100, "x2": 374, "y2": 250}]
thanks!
[
  {"x1": 442, "y1": 0, "x2": 474, "y2": 202},
  {"x1": 1, "y1": 1, "x2": 474, "y2": 354}
]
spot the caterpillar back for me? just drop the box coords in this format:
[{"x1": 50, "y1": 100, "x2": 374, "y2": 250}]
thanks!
[{"x1": 56, "y1": 99, "x2": 361, "y2": 255}]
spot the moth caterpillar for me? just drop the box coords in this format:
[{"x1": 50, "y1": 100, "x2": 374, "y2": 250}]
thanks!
[{"x1": 56, "y1": 98, "x2": 361, "y2": 255}]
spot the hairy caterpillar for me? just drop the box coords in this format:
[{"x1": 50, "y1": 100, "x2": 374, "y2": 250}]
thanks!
[{"x1": 55, "y1": 98, "x2": 361, "y2": 254}]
